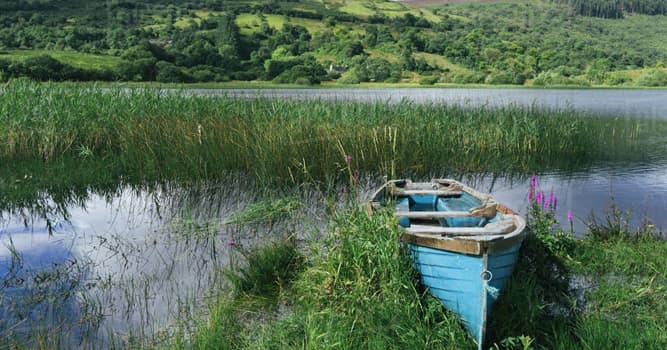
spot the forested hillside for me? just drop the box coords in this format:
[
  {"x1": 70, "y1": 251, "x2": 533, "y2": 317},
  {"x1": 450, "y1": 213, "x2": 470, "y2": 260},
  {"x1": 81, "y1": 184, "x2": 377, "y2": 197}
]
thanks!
[
  {"x1": 552, "y1": 0, "x2": 667, "y2": 18},
  {"x1": 0, "y1": 0, "x2": 666, "y2": 86}
]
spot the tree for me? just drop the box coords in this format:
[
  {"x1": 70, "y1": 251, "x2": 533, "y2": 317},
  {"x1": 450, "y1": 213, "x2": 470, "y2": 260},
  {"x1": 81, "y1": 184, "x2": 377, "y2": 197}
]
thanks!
[
  {"x1": 156, "y1": 61, "x2": 192, "y2": 83},
  {"x1": 182, "y1": 38, "x2": 222, "y2": 67},
  {"x1": 355, "y1": 57, "x2": 392, "y2": 82},
  {"x1": 344, "y1": 41, "x2": 365, "y2": 58},
  {"x1": 217, "y1": 13, "x2": 241, "y2": 71},
  {"x1": 19, "y1": 55, "x2": 64, "y2": 81}
]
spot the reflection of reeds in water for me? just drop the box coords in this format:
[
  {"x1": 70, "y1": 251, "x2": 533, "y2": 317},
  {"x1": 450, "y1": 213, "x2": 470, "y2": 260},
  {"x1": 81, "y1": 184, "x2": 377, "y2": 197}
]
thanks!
[
  {"x1": 0, "y1": 178, "x2": 338, "y2": 348},
  {"x1": 1, "y1": 81, "x2": 666, "y2": 187},
  {"x1": 0, "y1": 238, "x2": 96, "y2": 349}
]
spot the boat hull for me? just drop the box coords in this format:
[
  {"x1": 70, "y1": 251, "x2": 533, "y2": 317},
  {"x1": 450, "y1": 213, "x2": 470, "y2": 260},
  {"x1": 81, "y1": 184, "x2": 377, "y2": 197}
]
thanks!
[
  {"x1": 369, "y1": 179, "x2": 526, "y2": 348},
  {"x1": 409, "y1": 243, "x2": 521, "y2": 349}
]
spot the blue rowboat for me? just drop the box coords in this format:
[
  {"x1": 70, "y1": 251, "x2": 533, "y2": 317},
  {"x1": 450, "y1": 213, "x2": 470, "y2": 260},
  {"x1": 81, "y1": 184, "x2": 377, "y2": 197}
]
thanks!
[{"x1": 368, "y1": 179, "x2": 527, "y2": 349}]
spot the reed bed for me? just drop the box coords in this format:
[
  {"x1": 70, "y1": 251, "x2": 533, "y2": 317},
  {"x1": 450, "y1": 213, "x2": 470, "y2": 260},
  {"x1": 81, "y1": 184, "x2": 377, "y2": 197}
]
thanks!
[{"x1": 1, "y1": 80, "x2": 664, "y2": 185}]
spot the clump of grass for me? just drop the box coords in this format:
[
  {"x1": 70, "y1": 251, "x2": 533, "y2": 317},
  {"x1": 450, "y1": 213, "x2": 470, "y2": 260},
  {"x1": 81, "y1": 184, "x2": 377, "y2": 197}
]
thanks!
[
  {"x1": 169, "y1": 238, "x2": 305, "y2": 349},
  {"x1": 586, "y1": 197, "x2": 633, "y2": 241},
  {"x1": 584, "y1": 197, "x2": 664, "y2": 242},
  {"x1": 253, "y1": 210, "x2": 474, "y2": 349},
  {"x1": 227, "y1": 197, "x2": 301, "y2": 226},
  {"x1": 226, "y1": 238, "x2": 305, "y2": 299},
  {"x1": 169, "y1": 294, "x2": 247, "y2": 350}
]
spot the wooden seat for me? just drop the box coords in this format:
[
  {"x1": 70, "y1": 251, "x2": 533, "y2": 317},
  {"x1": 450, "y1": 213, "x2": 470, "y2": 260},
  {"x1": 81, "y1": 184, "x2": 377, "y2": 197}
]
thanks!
[{"x1": 405, "y1": 217, "x2": 516, "y2": 236}]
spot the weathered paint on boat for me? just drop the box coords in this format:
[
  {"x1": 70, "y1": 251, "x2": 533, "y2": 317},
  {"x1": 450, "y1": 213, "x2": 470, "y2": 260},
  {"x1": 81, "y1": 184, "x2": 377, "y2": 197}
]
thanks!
[
  {"x1": 369, "y1": 179, "x2": 527, "y2": 349},
  {"x1": 410, "y1": 244, "x2": 521, "y2": 347}
]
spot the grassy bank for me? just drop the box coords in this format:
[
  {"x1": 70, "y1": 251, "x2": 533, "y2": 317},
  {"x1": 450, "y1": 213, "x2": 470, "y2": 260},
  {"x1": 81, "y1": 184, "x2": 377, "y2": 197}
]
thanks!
[
  {"x1": 168, "y1": 195, "x2": 666, "y2": 349},
  {"x1": 1, "y1": 81, "x2": 665, "y2": 187},
  {"x1": 169, "y1": 211, "x2": 474, "y2": 350}
]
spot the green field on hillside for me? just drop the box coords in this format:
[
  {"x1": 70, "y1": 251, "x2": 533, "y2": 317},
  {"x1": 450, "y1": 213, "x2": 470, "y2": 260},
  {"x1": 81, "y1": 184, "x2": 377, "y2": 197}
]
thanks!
[
  {"x1": 0, "y1": 0, "x2": 666, "y2": 86},
  {"x1": 0, "y1": 50, "x2": 123, "y2": 70}
]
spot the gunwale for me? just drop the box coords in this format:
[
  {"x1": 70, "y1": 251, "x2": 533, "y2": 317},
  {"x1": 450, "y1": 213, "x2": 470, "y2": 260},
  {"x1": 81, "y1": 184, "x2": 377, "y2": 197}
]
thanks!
[{"x1": 368, "y1": 179, "x2": 527, "y2": 256}]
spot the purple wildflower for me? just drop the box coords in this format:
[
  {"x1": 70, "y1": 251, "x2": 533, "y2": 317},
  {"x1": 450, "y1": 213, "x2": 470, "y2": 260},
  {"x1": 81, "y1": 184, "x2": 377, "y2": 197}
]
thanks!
[
  {"x1": 543, "y1": 200, "x2": 549, "y2": 210},
  {"x1": 567, "y1": 210, "x2": 573, "y2": 224},
  {"x1": 549, "y1": 191, "x2": 555, "y2": 207},
  {"x1": 536, "y1": 191, "x2": 543, "y2": 205},
  {"x1": 531, "y1": 174, "x2": 536, "y2": 188},
  {"x1": 227, "y1": 240, "x2": 235, "y2": 247}
]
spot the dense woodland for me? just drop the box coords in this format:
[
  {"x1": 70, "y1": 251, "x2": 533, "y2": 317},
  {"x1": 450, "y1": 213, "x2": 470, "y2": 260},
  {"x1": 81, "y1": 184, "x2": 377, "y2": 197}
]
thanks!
[
  {"x1": 0, "y1": 0, "x2": 666, "y2": 86},
  {"x1": 553, "y1": 0, "x2": 667, "y2": 18}
]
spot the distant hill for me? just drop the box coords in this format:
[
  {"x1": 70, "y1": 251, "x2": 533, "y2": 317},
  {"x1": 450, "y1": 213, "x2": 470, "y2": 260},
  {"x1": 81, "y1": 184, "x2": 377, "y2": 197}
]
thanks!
[
  {"x1": 0, "y1": 0, "x2": 666, "y2": 86},
  {"x1": 401, "y1": 0, "x2": 504, "y2": 7}
]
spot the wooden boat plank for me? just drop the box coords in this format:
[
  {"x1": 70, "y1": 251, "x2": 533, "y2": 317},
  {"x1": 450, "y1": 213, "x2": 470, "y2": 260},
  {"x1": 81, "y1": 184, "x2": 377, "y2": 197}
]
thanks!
[
  {"x1": 403, "y1": 233, "x2": 482, "y2": 255},
  {"x1": 406, "y1": 219, "x2": 515, "y2": 236},
  {"x1": 396, "y1": 210, "x2": 487, "y2": 219},
  {"x1": 392, "y1": 189, "x2": 462, "y2": 196}
]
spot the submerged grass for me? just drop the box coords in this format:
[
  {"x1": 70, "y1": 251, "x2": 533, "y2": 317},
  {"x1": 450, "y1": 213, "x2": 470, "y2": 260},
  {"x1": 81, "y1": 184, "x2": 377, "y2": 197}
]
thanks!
[
  {"x1": 227, "y1": 197, "x2": 302, "y2": 226},
  {"x1": 1, "y1": 81, "x2": 665, "y2": 186}
]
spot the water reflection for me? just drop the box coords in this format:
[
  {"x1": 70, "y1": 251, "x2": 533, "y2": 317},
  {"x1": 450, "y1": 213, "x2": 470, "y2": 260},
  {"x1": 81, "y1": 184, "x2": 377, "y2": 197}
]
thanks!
[
  {"x1": 1, "y1": 166, "x2": 666, "y2": 347},
  {"x1": 0, "y1": 179, "x2": 321, "y2": 348},
  {"x1": 452, "y1": 166, "x2": 667, "y2": 235}
]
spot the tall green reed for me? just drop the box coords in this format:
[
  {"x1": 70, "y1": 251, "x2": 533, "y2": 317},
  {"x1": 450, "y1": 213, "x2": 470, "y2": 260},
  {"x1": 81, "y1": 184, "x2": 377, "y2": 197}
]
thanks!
[{"x1": 1, "y1": 81, "x2": 664, "y2": 186}]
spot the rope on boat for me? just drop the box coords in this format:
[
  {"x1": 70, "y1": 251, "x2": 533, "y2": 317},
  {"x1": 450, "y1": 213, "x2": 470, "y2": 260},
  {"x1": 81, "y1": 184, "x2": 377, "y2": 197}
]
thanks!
[
  {"x1": 484, "y1": 282, "x2": 500, "y2": 300},
  {"x1": 481, "y1": 269, "x2": 500, "y2": 299}
]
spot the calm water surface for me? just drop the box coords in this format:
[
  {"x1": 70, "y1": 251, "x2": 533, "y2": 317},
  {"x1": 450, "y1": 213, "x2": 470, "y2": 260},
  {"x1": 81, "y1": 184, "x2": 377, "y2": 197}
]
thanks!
[
  {"x1": 197, "y1": 88, "x2": 667, "y2": 118},
  {"x1": 2, "y1": 88, "x2": 667, "y2": 347},
  {"x1": 1, "y1": 170, "x2": 665, "y2": 346},
  {"x1": 0, "y1": 180, "x2": 331, "y2": 347}
]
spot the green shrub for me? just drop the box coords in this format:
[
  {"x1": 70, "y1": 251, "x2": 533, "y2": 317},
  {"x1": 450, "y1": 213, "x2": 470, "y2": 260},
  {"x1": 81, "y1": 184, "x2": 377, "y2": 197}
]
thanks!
[
  {"x1": 485, "y1": 71, "x2": 515, "y2": 85},
  {"x1": 190, "y1": 67, "x2": 216, "y2": 82},
  {"x1": 156, "y1": 61, "x2": 192, "y2": 83},
  {"x1": 354, "y1": 57, "x2": 392, "y2": 82},
  {"x1": 450, "y1": 71, "x2": 485, "y2": 84},
  {"x1": 533, "y1": 71, "x2": 590, "y2": 87},
  {"x1": 636, "y1": 69, "x2": 667, "y2": 87},
  {"x1": 418, "y1": 75, "x2": 439, "y2": 85},
  {"x1": 294, "y1": 77, "x2": 311, "y2": 85},
  {"x1": 604, "y1": 71, "x2": 631, "y2": 85},
  {"x1": 272, "y1": 62, "x2": 326, "y2": 84},
  {"x1": 383, "y1": 76, "x2": 400, "y2": 83},
  {"x1": 336, "y1": 71, "x2": 360, "y2": 84}
]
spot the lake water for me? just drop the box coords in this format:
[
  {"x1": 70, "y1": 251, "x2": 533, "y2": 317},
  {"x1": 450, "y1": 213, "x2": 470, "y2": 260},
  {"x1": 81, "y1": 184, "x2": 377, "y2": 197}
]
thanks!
[
  {"x1": 195, "y1": 87, "x2": 667, "y2": 119},
  {"x1": 1, "y1": 88, "x2": 666, "y2": 347},
  {"x1": 0, "y1": 179, "x2": 331, "y2": 347}
]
